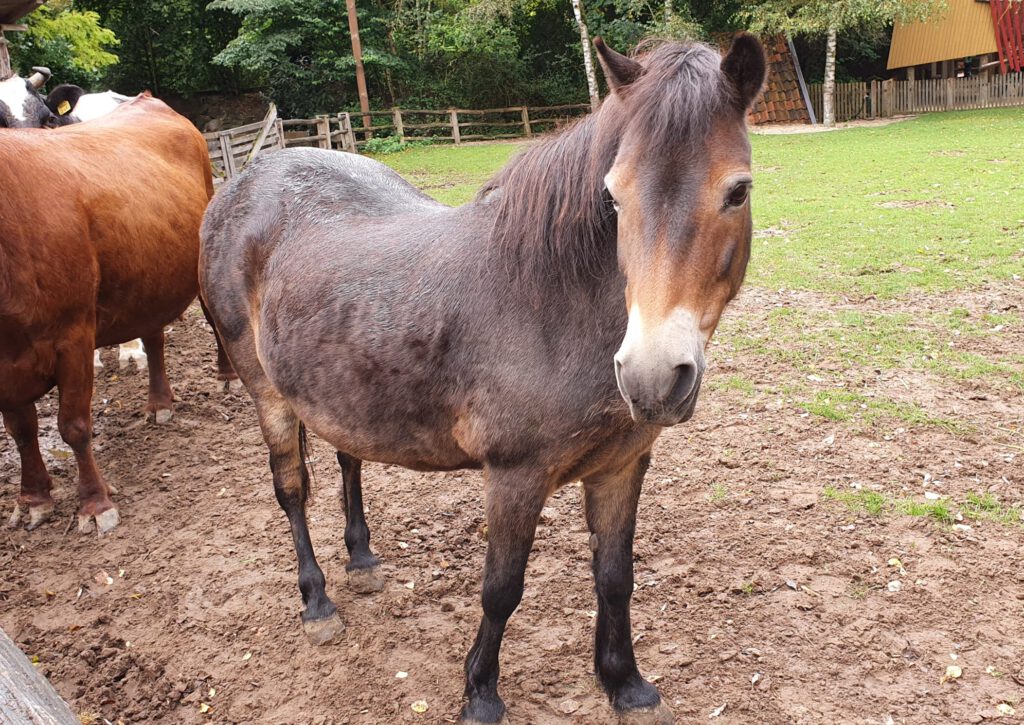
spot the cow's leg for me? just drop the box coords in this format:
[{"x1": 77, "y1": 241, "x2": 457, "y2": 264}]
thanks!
[
  {"x1": 583, "y1": 454, "x2": 672, "y2": 724},
  {"x1": 199, "y1": 296, "x2": 239, "y2": 389},
  {"x1": 461, "y1": 466, "x2": 546, "y2": 724},
  {"x1": 4, "y1": 404, "x2": 55, "y2": 529},
  {"x1": 141, "y1": 332, "x2": 173, "y2": 424},
  {"x1": 118, "y1": 338, "x2": 148, "y2": 372},
  {"x1": 254, "y1": 394, "x2": 343, "y2": 645},
  {"x1": 93, "y1": 350, "x2": 103, "y2": 373},
  {"x1": 337, "y1": 452, "x2": 384, "y2": 593},
  {"x1": 56, "y1": 331, "x2": 118, "y2": 534}
]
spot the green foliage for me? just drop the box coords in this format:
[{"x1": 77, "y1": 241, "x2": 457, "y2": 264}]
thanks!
[
  {"x1": 737, "y1": 0, "x2": 944, "y2": 36},
  {"x1": 9, "y1": 0, "x2": 118, "y2": 88},
  {"x1": 361, "y1": 134, "x2": 433, "y2": 154},
  {"x1": 75, "y1": 0, "x2": 243, "y2": 95}
]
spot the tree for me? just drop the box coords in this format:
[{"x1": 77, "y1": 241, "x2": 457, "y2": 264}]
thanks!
[
  {"x1": 571, "y1": 0, "x2": 599, "y2": 110},
  {"x1": 9, "y1": 0, "x2": 118, "y2": 88},
  {"x1": 738, "y1": 0, "x2": 943, "y2": 126}
]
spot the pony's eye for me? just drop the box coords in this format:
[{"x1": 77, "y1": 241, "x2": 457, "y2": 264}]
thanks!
[{"x1": 725, "y1": 182, "x2": 751, "y2": 208}]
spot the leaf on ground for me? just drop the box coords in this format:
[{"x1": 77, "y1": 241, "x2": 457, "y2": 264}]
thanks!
[
  {"x1": 411, "y1": 700, "x2": 428, "y2": 714},
  {"x1": 710, "y1": 703, "x2": 727, "y2": 718},
  {"x1": 940, "y1": 665, "x2": 962, "y2": 684}
]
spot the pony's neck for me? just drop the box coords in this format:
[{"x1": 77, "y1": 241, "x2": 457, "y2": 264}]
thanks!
[{"x1": 479, "y1": 102, "x2": 623, "y2": 295}]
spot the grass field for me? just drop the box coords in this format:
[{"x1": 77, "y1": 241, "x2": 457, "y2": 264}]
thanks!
[{"x1": 376, "y1": 108, "x2": 1024, "y2": 508}]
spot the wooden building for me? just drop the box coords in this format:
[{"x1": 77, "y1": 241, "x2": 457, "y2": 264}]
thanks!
[
  {"x1": 0, "y1": 0, "x2": 44, "y2": 78},
  {"x1": 888, "y1": 0, "x2": 1023, "y2": 79}
]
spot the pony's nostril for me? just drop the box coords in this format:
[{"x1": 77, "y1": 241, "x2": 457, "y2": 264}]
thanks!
[{"x1": 668, "y1": 361, "x2": 699, "y2": 405}]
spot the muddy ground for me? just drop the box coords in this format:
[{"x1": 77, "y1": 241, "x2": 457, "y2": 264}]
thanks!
[{"x1": 2, "y1": 283, "x2": 1022, "y2": 725}]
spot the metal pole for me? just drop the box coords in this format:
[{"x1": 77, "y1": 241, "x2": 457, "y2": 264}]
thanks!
[{"x1": 344, "y1": 0, "x2": 373, "y2": 138}]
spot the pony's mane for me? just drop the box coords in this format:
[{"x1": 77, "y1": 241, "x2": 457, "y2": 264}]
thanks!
[{"x1": 478, "y1": 40, "x2": 733, "y2": 291}]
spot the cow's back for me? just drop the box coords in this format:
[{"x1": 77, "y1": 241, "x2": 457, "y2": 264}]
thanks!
[{"x1": 0, "y1": 95, "x2": 212, "y2": 401}]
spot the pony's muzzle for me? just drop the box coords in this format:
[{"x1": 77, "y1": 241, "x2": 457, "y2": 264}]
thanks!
[{"x1": 614, "y1": 307, "x2": 706, "y2": 426}]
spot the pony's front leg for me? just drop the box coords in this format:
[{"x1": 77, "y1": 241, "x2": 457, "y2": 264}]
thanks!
[
  {"x1": 337, "y1": 452, "x2": 385, "y2": 593},
  {"x1": 461, "y1": 466, "x2": 547, "y2": 724},
  {"x1": 584, "y1": 454, "x2": 673, "y2": 724}
]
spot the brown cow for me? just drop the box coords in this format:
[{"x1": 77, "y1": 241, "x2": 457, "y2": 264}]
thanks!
[{"x1": 0, "y1": 93, "x2": 230, "y2": 533}]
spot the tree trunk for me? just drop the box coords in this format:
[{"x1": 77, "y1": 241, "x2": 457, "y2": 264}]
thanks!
[
  {"x1": 571, "y1": 0, "x2": 600, "y2": 111},
  {"x1": 823, "y1": 24, "x2": 837, "y2": 127},
  {"x1": 345, "y1": 0, "x2": 373, "y2": 139}
]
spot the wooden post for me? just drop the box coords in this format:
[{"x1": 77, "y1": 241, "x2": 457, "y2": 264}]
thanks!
[
  {"x1": 316, "y1": 115, "x2": 332, "y2": 149},
  {"x1": 338, "y1": 112, "x2": 356, "y2": 152},
  {"x1": 450, "y1": 109, "x2": 461, "y2": 145},
  {"x1": 945, "y1": 77, "x2": 954, "y2": 110},
  {"x1": 246, "y1": 103, "x2": 278, "y2": 164},
  {"x1": 0, "y1": 30, "x2": 10, "y2": 79},
  {"x1": 274, "y1": 118, "x2": 286, "y2": 149},
  {"x1": 869, "y1": 80, "x2": 878, "y2": 119},
  {"x1": 344, "y1": 0, "x2": 372, "y2": 139},
  {"x1": 881, "y1": 79, "x2": 892, "y2": 117},
  {"x1": 0, "y1": 628, "x2": 80, "y2": 724},
  {"x1": 218, "y1": 132, "x2": 236, "y2": 179},
  {"x1": 980, "y1": 76, "x2": 990, "y2": 108},
  {"x1": 520, "y1": 106, "x2": 532, "y2": 136},
  {"x1": 392, "y1": 107, "x2": 404, "y2": 141}
]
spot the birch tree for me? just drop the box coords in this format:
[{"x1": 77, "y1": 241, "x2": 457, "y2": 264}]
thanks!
[
  {"x1": 571, "y1": 0, "x2": 600, "y2": 111},
  {"x1": 739, "y1": 0, "x2": 944, "y2": 126}
]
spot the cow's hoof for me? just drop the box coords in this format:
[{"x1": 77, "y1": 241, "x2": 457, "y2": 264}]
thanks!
[
  {"x1": 93, "y1": 351, "x2": 104, "y2": 374},
  {"x1": 149, "y1": 408, "x2": 173, "y2": 425},
  {"x1": 118, "y1": 343, "x2": 147, "y2": 371},
  {"x1": 222, "y1": 377, "x2": 244, "y2": 393},
  {"x1": 8, "y1": 503, "x2": 25, "y2": 529},
  {"x1": 346, "y1": 565, "x2": 385, "y2": 594},
  {"x1": 619, "y1": 702, "x2": 675, "y2": 725},
  {"x1": 27, "y1": 503, "x2": 54, "y2": 530},
  {"x1": 302, "y1": 613, "x2": 345, "y2": 645},
  {"x1": 79, "y1": 507, "x2": 120, "y2": 534}
]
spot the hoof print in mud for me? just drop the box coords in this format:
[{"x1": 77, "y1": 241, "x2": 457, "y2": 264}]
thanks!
[{"x1": 302, "y1": 614, "x2": 346, "y2": 645}]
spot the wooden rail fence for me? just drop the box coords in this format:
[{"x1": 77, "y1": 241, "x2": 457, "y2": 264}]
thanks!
[
  {"x1": 204, "y1": 103, "x2": 590, "y2": 181},
  {"x1": 807, "y1": 73, "x2": 1024, "y2": 123}
]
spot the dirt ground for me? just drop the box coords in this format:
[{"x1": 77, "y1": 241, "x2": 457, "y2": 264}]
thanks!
[{"x1": 2, "y1": 282, "x2": 1023, "y2": 725}]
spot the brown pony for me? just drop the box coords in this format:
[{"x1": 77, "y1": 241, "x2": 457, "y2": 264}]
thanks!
[
  {"x1": 1, "y1": 94, "x2": 234, "y2": 534},
  {"x1": 200, "y1": 36, "x2": 765, "y2": 724}
]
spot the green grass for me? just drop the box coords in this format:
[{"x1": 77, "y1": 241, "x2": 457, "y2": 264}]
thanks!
[
  {"x1": 376, "y1": 110, "x2": 1024, "y2": 296},
  {"x1": 822, "y1": 486, "x2": 1022, "y2": 526}
]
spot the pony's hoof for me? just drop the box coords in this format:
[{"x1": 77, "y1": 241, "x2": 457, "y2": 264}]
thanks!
[
  {"x1": 27, "y1": 503, "x2": 54, "y2": 530},
  {"x1": 460, "y1": 693, "x2": 506, "y2": 724},
  {"x1": 346, "y1": 565, "x2": 385, "y2": 594},
  {"x1": 149, "y1": 408, "x2": 173, "y2": 425},
  {"x1": 302, "y1": 613, "x2": 345, "y2": 645},
  {"x1": 619, "y1": 702, "x2": 675, "y2": 725}
]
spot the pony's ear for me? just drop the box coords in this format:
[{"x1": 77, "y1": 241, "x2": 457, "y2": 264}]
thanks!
[
  {"x1": 721, "y1": 33, "x2": 767, "y2": 110},
  {"x1": 594, "y1": 37, "x2": 644, "y2": 93}
]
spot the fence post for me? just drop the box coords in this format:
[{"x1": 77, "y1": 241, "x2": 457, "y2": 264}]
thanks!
[
  {"x1": 520, "y1": 106, "x2": 532, "y2": 136},
  {"x1": 450, "y1": 109, "x2": 461, "y2": 145},
  {"x1": 218, "y1": 132, "x2": 236, "y2": 179},
  {"x1": 980, "y1": 76, "x2": 990, "y2": 108},
  {"x1": 316, "y1": 115, "x2": 332, "y2": 149},
  {"x1": 393, "y1": 107, "x2": 404, "y2": 142},
  {"x1": 881, "y1": 79, "x2": 892, "y2": 117},
  {"x1": 336, "y1": 112, "x2": 355, "y2": 152},
  {"x1": 869, "y1": 80, "x2": 878, "y2": 119},
  {"x1": 274, "y1": 118, "x2": 286, "y2": 149},
  {"x1": 945, "y1": 78, "x2": 954, "y2": 110}
]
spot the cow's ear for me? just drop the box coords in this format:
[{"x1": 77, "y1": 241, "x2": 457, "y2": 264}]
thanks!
[{"x1": 45, "y1": 84, "x2": 85, "y2": 117}]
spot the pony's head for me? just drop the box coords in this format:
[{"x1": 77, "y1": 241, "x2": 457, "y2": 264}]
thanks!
[{"x1": 597, "y1": 34, "x2": 766, "y2": 426}]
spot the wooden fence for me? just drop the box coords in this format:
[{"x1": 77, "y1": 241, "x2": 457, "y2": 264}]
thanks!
[
  {"x1": 205, "y1": 102, "x2": 590, "y2": 181},
  {"x1": 808, "y1": 73, "x2": 1024, "y2": 123}
]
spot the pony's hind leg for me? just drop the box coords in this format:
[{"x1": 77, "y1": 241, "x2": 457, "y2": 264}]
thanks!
[
  {"x1": 198, "y1": 296, "x2": 240, "y2": 389},
  {"x1": 255, "y1": 394, "x2": 345, "y2": 645},
  {"x1": 583, "y1": 454, "x2": 673, "y2": 725},
  {"x1": 337, "y1": 452, "x2": 385, "y2": 593},
  {"x1": 461, "y1": 466, "x2": 547, "y2": 724}
]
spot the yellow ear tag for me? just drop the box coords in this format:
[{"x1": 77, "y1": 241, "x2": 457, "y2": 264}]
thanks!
[{"x1": 58, "y1": 101, "x2": 71, "y2": 115}]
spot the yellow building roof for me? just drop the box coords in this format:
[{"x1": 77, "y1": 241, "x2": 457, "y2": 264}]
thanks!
[{"x1": 888, "y1": 0, "x2": 998, "y2": 69}]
